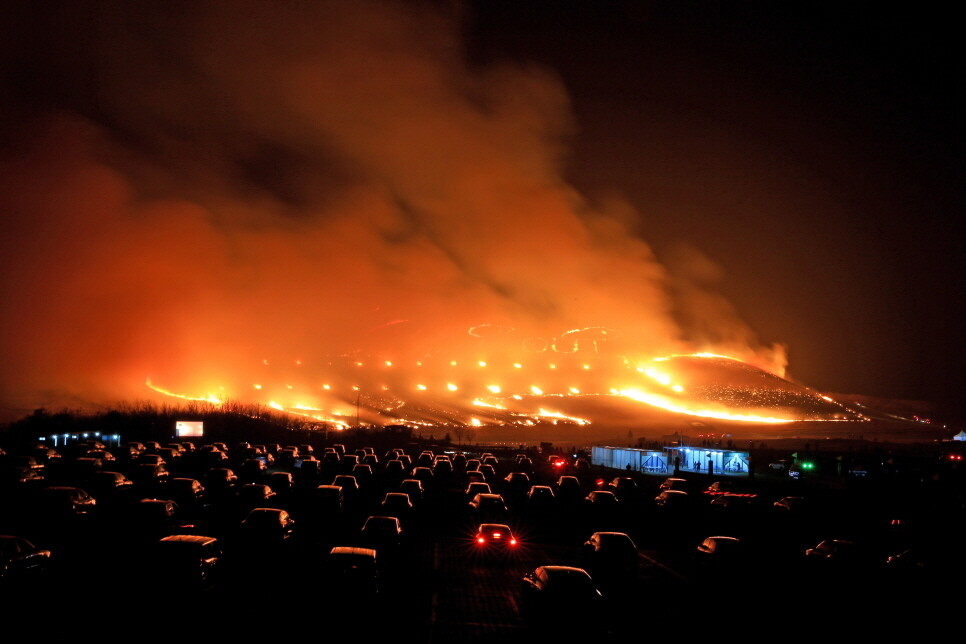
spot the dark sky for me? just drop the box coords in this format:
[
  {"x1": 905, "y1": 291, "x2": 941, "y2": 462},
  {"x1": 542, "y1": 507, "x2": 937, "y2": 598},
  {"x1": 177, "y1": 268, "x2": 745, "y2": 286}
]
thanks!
[
  {"x1": 466, "y1": 2, "x2": 965, "y2": 418},
  {"x1": 1, "y1": 1, "x2": 962, "y2": 422}
]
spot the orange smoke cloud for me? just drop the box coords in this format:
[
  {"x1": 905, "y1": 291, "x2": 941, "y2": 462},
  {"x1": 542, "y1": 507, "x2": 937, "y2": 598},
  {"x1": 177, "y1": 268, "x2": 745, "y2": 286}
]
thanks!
[{"x1": 0, "y1": 1, "x2": 784, "y2": 420}]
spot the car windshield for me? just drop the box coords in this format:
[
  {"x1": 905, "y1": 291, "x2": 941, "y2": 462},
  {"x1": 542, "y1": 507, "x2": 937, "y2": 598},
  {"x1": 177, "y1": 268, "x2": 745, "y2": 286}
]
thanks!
[{"x1": 545, "y1": 569, "x2": 596, "y2": 593}]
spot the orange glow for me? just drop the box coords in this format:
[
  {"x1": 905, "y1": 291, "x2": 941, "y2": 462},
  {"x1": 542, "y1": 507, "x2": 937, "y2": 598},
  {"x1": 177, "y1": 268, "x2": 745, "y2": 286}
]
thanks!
[
  {"x1": 145, "y1": 379, "x2": 223, "y2": 405},
  {"x1": 143, "y1": 351, "x2": 852, "y2": 428},
  {"x1": 619, "y1": 388, "x2": 794, "y2": 423},
  {"x1": 535, "y1": 409, "x2": 590, "y2": 425}
]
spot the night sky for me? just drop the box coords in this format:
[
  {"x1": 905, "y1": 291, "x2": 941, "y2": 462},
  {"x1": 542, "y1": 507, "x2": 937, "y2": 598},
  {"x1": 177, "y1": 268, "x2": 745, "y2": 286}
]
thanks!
[{"x1": 1, "y1": 2, "x2": 963, "y2": 423}]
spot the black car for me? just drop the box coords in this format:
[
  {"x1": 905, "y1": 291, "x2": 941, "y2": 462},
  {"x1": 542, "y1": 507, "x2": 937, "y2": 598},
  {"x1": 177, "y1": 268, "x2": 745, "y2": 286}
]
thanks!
[
  {"x1": 0, "y1": 535, "x2": 52, "y2": 582},
  {"x1": 520, "y1": 566, "x2": 604, "y2": 625},
  {"x1": 240, "y1": 507, "x2": 296, "y2": 543},
  {"x1": 360, "y1": 515, "x2": 404, "y2": 550},
  {"x1": 468, "y1": 493, "x2": 510, "y2": 522},
  {"x1": 325, "y1": 547, "x2": 379, "y2": 599},
  {"x1": 154, "y1": 534, "x2": 220, "y2": 589},
  {"x1": 582, "y1": 531, "x2": 638, "y2": 572}
]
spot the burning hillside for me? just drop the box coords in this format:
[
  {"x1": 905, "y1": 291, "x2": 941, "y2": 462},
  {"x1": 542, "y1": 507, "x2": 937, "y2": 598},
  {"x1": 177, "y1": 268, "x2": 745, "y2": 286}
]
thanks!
[{"x1": 145, "y1": 347, "x2": 864, "y2": 429}]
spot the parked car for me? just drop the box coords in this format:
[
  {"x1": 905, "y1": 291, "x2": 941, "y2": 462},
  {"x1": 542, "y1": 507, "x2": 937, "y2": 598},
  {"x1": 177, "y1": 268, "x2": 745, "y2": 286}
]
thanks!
[
  {"x1": 582, "y1": 531, "x2": 638, "y2": 573},
  {"x1": 526, "y1": 485, "x2": 556, "y2": 510},
  {"x1": 585, "y1": 490, "x2": 618, "y2": 505},
  {"x1": 474, "y1": 523, "x2": 519, "y2": 551},
  {"x1": 0, "y1": 535, "x2": 52, "y2": 582},
  {"x1": 465, "y1": 470, "x2": 486, "y2": 485},
  {"x1": 503, "y1": 472, "x2": 532, "y2": 496},
  {"x1": 204, "y1": 468, "x2": 239, "y2": 496},
  {"x1": 468, "y1": 493, "x2": 510, "y2": 522},
  {"x1": 131, "y1": 499, "x2": 182, "y2": 538},
  {"x1": 411, "y1": 466, "x2": 435, "y2": 486},
  {"x1": 384, "y1": 459, "x2": 407, "y2": 478},
  {"x1": 88, "y1": 471, "x2": 135, "y2": 501},
  {"x1": 654, "y1": 489, "x2": 691, "y2": 510},
  {"x1": 556, "y1": 476, "x2": 583, "y2": 503},
  {"x1": 314, "y1": 484, "x2": 344, "y2": 514},
  {"x1": 235, "y1": 483, "x2": 279, "y2": 512},
  {"x1": 360, "y1": 515, "x2": 404, "y2": 550},
  {"x1": 325, "y1": 546, "x2": 379, "y2": 598},
  {"x1": 338, "y1": 453, "x2": 359, "y2": 472},
  {"x1": 704, "y1": 480, "x2": 739, "y2": 496},
  {"x1": 804, "y1": 539, "x2": 865, "y2": 563},
  {"x1": 240, "y1": 508, "x2": 296, "y2": 543},
  {"x1": 606, "y1": 477, "x2": 639, "y2": 501},
  {"x1": 167, "y1": 478, "x2": 206, "y2": 508},
  {"x1": 773, "y1": 496, "x2": 809, "y2": 513},
  {"x1": 130, "y1": 463, "x2": 170, "y2": 491},
  {"x1": 35, "y1": 486, "x2": 96, "y2": 518},
  {"x1": 520, "y1": 566, "x2": 604, "y2": 624},
  {"x1": 465, "y1": 481, "x2": 492, "y2": 501},
  {"x1": 267, "y1": 471, "x2": 295, "y2": 495},
  {"x1": 239, "y1": 458, "x2": 267, "y2": 481},
  {"x1": 709, "y1": 493, "x2": 758, "y2": 512},
  {"x1": 331, "y1": 475, "x2": 360, "y2": 501},
  {"x1": 154, "y1": 534, "x2": 220, "y2": 589},
  {"x1": 138, "y1": 453, "x2": 166, "y2": 467},
  {"x1": 696, "y1": 535, "x2": 743, "y2": 565},
  {"x1": 378, "y1": 492, "x2": 413, "y2": 520},
  {"x1": 432, "y1": 459, "x2": 453, "y2": 478},
  {"x1": 398, "y1": 479, "x2": 425, "y2": 505},
  {"x1": 351, "y1": 463, "x2": 374, "y2": 484},
  {"x1": 659, "y1": 477, "x2": 688, "y2": 491}
]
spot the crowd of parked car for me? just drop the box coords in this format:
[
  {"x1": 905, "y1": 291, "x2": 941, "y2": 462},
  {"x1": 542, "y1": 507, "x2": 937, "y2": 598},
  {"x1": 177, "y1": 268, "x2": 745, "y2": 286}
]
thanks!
[{"x1": 2, "y1": 435, "x2": 963, "y2": 636}]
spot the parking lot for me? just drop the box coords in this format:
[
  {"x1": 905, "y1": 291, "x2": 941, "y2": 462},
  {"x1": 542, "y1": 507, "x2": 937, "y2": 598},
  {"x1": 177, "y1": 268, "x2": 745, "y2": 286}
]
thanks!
[{"x1": 2, "y1": 437, "x2": 963, "y2": 639}]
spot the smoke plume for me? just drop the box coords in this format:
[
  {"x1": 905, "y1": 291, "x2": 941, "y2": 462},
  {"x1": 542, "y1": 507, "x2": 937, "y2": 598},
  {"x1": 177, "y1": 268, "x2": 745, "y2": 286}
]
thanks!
[{"x1": 0, "y1": 1, "x2": 784, "y2": 420}]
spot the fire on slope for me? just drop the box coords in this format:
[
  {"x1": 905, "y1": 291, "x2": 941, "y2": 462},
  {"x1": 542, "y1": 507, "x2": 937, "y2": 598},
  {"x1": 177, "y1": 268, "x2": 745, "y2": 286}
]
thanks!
[{"x1": 145, "y1": 330, "x2": 865, "y2": 428}]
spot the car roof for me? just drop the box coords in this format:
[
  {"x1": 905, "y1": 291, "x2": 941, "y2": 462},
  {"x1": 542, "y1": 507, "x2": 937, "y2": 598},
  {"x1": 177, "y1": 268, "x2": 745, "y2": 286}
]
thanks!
[
  {"x1": 705, "y1": 535, "x2": 740, "y2": 541},
  {"x1": 160, "y1": 534, "x2": 217, "y2": 546},
  {"x1": 592, "y1": 530, "x2": 631, "y2": 538},
  {"x1": 246, "y1": 507, "x2": 286, "y2": 516},
  {"x1": 330, "y1": 546, "x2": 376, "y2": 557},
  {"x1": 479, "y1": 523, "x2": 512, "y2": 531},
  {"x1": 538, "y1": 565, "x2": 592, "y2": 577}
]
